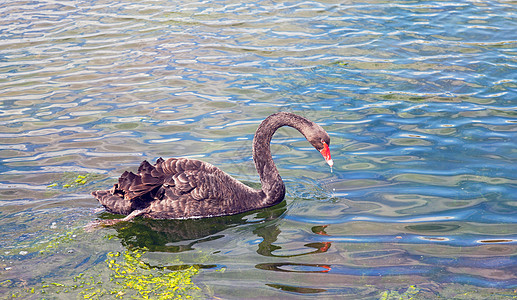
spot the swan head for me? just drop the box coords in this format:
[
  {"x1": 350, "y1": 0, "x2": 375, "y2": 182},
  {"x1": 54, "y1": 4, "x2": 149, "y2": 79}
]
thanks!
[
  {"x1": 307, "y1": 126, "x2": 333, "y2": 168},
  {"x1": 319, "y1": 140, "x2": 333, "y2": 168}
]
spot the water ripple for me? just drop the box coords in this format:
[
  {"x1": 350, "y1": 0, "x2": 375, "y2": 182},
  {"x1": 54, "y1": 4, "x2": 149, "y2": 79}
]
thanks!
[{"x1": 287, "y1": 205, "x2": 517, "y2": 225}]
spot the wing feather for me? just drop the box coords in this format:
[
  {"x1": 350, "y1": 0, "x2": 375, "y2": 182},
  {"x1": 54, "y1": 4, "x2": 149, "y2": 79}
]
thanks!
[{"x1": 92, "y1": 156, "x2": 247, "y2": 217}]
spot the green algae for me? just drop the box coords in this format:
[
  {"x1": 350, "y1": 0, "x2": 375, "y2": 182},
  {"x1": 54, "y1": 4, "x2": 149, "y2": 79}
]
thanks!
[
  {"x1": 47, "y1": 173, "x2": 102, "y2": 189},
  {"x1": 5, "y1": 232, "x2": 202, "y2": 300},
  {"x1": 379, "y1": 285, "x2": 420, "y2": 300}
]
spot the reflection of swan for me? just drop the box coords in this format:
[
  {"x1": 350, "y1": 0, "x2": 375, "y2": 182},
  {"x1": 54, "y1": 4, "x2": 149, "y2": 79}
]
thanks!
[
  {"x1": 255, "y1": 225, "x2": 332, "y2": 257},
  {"x1": 92, "y1": 112, "x2": 333, "y2": 220},
  {"x1": 256, "y1": 262, "x2": 332, "y2": 273},
  {"x1": 108, "y1": 202, "x2": 286, "y2": 253},
  {"x1": 254, "y1": 223, "x2": 333, "y2": 295},
  {"x1": 265, "y1": 283, "x2": 327, "y2": 294}
]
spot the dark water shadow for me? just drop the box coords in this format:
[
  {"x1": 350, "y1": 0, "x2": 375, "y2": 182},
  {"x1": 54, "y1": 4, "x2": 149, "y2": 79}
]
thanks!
[{"x1": 102, "y1": 201, "x2": 287, "y2": 253}]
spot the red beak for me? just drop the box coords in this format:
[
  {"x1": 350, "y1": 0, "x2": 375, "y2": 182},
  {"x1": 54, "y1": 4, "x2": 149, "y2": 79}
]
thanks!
[{"x1": 319, "y1": 142, "x2": 333, "y2": 168}]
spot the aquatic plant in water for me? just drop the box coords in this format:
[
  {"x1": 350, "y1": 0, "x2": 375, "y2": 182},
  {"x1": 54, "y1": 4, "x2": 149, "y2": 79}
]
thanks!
[
  {"x1": 37, "y1": 248, "x2": 201, "y2": 299},
  {"x1": 101, "y1": 249, "x2": 200, "y2": 299},
  {"x1": 379, "y1": 285, "x2": 420, "y2": 300},
  {"x1": 5, "y1": 230, "x2": 201, "y2": 299},
  {"x1": 47, "y1": 173, "x2": 102, "y2": 189}
]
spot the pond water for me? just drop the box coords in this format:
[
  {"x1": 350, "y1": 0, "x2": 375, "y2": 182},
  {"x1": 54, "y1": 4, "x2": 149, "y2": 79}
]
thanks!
[{"x1": 1, "y1": 0, "x2": 516, "y2": 298}]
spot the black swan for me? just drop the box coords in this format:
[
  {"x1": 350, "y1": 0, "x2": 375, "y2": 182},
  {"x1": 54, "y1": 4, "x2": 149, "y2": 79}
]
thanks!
[{"x1": 91, "y1": 112, "x2": 333, "y2": 221}]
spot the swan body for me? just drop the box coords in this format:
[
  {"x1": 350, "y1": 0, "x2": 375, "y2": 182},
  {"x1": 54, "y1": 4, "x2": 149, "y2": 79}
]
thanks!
[{"x1": 92, "y1": 112, "x2": 332, "y2": 220}]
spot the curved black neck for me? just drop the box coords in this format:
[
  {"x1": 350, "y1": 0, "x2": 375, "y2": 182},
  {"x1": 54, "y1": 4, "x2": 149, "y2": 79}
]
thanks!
[{"x1": 252, "y1": 112, "x2": 316, "y2": 205}]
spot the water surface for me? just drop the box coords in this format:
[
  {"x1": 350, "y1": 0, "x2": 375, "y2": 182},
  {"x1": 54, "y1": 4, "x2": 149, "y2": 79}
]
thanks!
[{"x1": 0, "y1": 0, "x2": 516, "y2": 299}]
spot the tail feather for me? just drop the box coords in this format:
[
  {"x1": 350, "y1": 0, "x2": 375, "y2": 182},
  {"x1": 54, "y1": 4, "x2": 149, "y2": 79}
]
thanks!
[
  {"x1": 92, "y1": 190, "x2": 133, "y2": 215},
  {"x1": 116, "y1": 160, "x2": 165, "y2": 198},
  {"x1": 92, "y1": 158, "x2": 169, "y2": 214},
  {"x1": 137, "y1": 160, "x2": 155, "y2": 174}
]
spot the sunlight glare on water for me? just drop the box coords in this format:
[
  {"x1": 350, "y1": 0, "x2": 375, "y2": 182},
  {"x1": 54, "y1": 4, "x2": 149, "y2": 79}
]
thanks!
[{"x1": 0, "y1": 0, "x2": 516, "y2": 298}]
